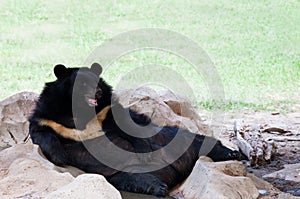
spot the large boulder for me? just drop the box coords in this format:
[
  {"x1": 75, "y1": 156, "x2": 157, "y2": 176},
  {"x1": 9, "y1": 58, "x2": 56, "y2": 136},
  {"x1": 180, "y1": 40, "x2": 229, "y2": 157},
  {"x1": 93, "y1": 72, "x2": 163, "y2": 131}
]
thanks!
[
  {"x1": 0, "y1": 92, "x2": 38, "y2": 151},
  {"x1": 171, "y1": 157, "x2": 259, "y2": 199},
  {"x1": 0, "y1": 144, "x2": 74, "y2": 198},
  {"x1": 115, "y1": 87, "x2": 213, "y2": 136},
  {"x1": 0, "y1": 144, "x2": 121, "y2": 199}
]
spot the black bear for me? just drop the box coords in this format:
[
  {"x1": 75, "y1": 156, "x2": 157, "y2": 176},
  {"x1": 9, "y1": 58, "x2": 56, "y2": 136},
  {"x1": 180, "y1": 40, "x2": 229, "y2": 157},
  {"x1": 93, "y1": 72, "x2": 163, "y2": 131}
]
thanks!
[{"x1": 29, "y1": 63, "x2": 243, "y2": 197}]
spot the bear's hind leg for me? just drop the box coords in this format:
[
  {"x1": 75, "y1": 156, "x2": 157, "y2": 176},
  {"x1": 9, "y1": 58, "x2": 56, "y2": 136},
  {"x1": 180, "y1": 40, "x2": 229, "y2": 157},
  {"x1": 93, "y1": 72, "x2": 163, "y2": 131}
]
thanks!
[{"x1": 108, "y1": 172, "x2": 168, "y2": 197}]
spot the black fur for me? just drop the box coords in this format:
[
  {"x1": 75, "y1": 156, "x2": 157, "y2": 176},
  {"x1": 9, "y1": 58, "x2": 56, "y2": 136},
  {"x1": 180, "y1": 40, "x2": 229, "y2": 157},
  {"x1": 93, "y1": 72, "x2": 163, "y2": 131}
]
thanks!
[{"x1": 29, "y1": 63, "x2": 243, "y2": 197}]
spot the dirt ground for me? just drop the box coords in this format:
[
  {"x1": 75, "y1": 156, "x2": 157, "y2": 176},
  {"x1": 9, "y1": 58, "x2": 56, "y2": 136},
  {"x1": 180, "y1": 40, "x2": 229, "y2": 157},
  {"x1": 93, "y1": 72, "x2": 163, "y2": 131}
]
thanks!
[{"x1": 201, "y1": 108, "x2": 300, "y2": 197}]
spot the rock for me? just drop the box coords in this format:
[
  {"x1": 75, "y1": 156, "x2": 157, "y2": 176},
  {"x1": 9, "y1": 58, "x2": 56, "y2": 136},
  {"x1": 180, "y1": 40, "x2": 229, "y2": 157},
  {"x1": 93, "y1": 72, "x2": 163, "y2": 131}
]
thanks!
[
  {"x1": 170, "y1": 157, "x2": 259, "y2": 199},
  {"x1": 247, "y1": 173, "x2": 274, "y2": 191},
  {"x1": 276, "y1": 148, "x2": 286, "y2": 156},
  {"x1": 0, "y1": 92, "x2": 38, "y2": 151},
  {"x1": 246, "y1": 173, "x2": 299, "y2": 199},
  {"x1": 115, "y1": 87, "x2": 213, "y2": 136},
  {"x1": 0, "y1": 144, "x2": 118, "y2": 199},
  {"x1": 46, "y1": 174, "x2": 122, "y2": 199},
  {"x1": 258, "y1": 163, "x2": 300, "y2": 197},
  {"x1": 0, "y1": 143, "x2": 47, "y2": 171},
  {"x1": 263, "y1": 163, "x2": 300, "y2": 183},
  {"x1": 0, "y1": 144, "x2": 74, "y2": 198}
]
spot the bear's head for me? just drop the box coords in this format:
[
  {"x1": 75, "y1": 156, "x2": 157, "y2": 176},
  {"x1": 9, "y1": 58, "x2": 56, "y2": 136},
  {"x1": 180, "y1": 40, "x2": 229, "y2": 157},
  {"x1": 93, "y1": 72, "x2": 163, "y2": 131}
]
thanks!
[{"x1": 53, "y1": 63, "x2": 110, "y2": 109}]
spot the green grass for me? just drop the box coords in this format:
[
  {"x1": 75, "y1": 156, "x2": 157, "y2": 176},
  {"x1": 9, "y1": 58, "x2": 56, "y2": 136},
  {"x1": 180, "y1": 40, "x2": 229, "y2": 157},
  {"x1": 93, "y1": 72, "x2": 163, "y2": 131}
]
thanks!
[
  {"x1": 0, "y1": 0, "x2": 299, "y2": 111},
  {"x1": 197, "y1": 100, "x2": 299, "y2": 112}
]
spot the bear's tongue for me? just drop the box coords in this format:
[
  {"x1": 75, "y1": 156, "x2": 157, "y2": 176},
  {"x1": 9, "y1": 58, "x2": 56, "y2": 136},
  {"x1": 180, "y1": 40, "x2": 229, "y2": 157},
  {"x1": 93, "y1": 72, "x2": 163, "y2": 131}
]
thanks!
[{"x1": 87, "y1": 98, "x2": 98, "y2": 106}]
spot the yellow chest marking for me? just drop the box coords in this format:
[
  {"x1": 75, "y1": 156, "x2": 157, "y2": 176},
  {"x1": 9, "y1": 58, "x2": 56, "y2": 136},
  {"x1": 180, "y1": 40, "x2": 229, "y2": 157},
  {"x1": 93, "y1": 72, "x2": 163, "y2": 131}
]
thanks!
[{"x1": 39, "y1": 105, "x2": 111, "y2": 141}]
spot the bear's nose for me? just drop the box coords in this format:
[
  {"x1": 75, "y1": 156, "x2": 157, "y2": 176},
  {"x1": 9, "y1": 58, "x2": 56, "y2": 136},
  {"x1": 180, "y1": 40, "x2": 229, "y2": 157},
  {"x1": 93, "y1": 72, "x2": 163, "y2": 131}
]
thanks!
[{"x1": 95, "y1": 88, "x2": 102, "y2": 99}]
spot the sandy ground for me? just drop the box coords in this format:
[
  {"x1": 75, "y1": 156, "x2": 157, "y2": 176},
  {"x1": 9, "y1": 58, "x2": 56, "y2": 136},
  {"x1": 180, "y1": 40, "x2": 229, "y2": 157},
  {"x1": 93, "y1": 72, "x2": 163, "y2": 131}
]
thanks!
[{"x1": 203, "y1": 108, "x2": 300, "y2": 197}]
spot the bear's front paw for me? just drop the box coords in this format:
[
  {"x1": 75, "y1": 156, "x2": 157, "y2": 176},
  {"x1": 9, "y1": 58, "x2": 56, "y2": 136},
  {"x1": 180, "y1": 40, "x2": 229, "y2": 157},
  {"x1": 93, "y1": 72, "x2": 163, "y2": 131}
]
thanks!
[
  {"x1": 148, "y1": 180, "x2": 168, "y2": 197},
  {"x1": 226, "y1": 150, "x2": 248, "y2": 161},
  {"x1": 227, "y1": 150, "x2": 240, "y2": 158}
]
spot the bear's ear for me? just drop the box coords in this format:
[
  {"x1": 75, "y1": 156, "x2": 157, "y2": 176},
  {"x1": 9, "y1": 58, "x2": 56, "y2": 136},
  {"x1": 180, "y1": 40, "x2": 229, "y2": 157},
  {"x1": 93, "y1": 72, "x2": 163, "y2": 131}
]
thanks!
[
  {"x1": 54, "y1": 64, "x2": 67, "y2": 79},
  {"x1": 90, "y1": 63, "x2": 102, "y2": 76}
]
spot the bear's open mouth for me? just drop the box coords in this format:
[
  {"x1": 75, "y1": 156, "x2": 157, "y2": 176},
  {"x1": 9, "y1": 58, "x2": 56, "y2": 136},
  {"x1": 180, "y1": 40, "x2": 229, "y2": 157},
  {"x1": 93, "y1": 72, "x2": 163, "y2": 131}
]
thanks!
[{"x1": 85, "y1": 95, "x2": 98, "y2": 107}]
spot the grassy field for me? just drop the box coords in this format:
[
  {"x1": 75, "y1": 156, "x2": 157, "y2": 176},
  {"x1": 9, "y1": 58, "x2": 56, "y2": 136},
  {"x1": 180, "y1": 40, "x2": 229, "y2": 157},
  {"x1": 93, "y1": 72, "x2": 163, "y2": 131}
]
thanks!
[{"x1": 0, "y1": 0, "x2": 299, "y2": 111}]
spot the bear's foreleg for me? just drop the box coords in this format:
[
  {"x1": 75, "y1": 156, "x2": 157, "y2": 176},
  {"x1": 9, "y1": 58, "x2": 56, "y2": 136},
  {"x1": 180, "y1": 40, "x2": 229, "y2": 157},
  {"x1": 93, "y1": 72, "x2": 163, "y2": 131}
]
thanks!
[
  {"x1": 108, "y1": 172, "x2": 168, "y2": 197},
  {"x1": 195, "y1": 135, "x2": 244, "y2": 161},
  {"x1": 29, "y1": 122, "x2": 68, "y2": 166}
]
